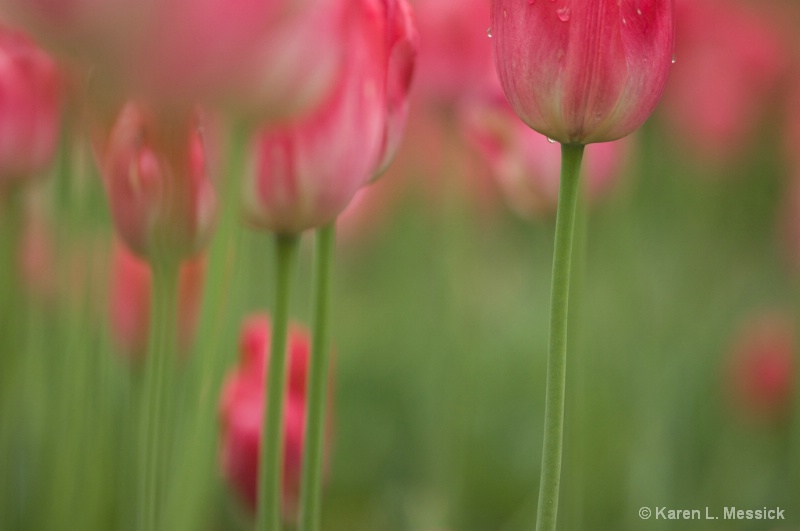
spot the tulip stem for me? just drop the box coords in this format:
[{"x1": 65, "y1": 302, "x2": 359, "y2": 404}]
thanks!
[
  {"x1": 535, "y1": 143, "x2": 584, "y2": 531},
  {"x1": 139, "y1": 257, "x2": 180, "y2": 531},
  {"x1": 258, "y1": 234, "x2": 301, "y2": 531},
  {"x1": 299, "y1": 221, "x2": 336, "y2": 531}
]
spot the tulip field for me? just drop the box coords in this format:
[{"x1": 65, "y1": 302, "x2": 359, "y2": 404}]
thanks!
[{"x1": 1, "y1": 1, "x2": 800, "y2": 531}]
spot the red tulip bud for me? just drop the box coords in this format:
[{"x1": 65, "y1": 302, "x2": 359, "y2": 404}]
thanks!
[
  {"x1": 0, "y1": 24, "x2": 61, "y2": 189},
  {"x1": 219, "y1": 315, "x2": 330, "y2": 522}
]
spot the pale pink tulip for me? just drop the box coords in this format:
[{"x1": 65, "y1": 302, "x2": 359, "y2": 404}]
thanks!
[
  {"x1": 96, "y1": 103, "x2": 217, "y2": 260},
  {"x1": 660, "y1": 0, "x2": 788, "y2": 164},
  {"x1": 244, "y1": 0, "x2": 417, "y2": 234},
  {"x1": 491, "y1": 0, "x2": 674, "y2": 145},
  {"x1": 411, "y1": 0, "x2": 492, "y2": 106},
  {"x1": 462, "y1": 80, "x2": 630, "y2": 217}
]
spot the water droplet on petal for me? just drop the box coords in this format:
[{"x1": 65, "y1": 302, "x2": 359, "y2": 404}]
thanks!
[
  {"x1": 487, "y1": 27, "x2": 493, "y2": 38},
  {"x1": 636, "y1": 8, "x2": 642, "y2": 15},
  {"x1": 503, "y1": 9, "x2": 507, "y2": 17},
  {"x1": 671, "y1": 54, "x2": 677, "y2": 64},
  {"x1": 622, "y1": 17, "x2": 627, "y2": 25},
  {"x1": 547, "y1": 137, "x2": 557, "y2": 144},
  {"x1": 556, "y1": 6, "x2": 570, "y2": 21}
]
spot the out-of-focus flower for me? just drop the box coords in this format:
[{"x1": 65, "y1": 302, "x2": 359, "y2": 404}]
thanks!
[
  {"x1": 0, "y1": 24, "x2": 61, "y2": 189},
  {"x1": 727, "y1": 314, "x2": 794, "y2": 424},
  {"x1": 109, "y1": 241, "x2": 206, "y2": 360},
  {"x1": 0, "y1": 0, "x2": 347, "y2": 119},
  {"x1": 461, "y1": 77, "x2": 630, "y2": 217},
  {"x1": 411, "y1": 0, "x2": 491, "y2": 107},
  {"x1": 243, "y1": 0, "x2": 417, "y2": 235},
  {"x1": 659, "y1": 0, "x2": 788, "y2": 164},
  {"x1": 220, "y1": 315, "x2": 328, "y2": 522},
  {"x1": 490, "y1": 0, "x2": 674, "y2": 145},
  {"x1": 95, "y1": 103, "x2": 217, "y2": 261}
]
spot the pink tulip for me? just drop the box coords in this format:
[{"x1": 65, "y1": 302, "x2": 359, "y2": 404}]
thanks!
[
  {"x1": 220, "y1": 315, "x2": 328, "y2": 522},
  {"x1": 490, "y1": 0, "x2": 674, "y2": 145},
  {"x1": 243, "y1": 0, "x2": 417, "y2": 234},
  {"x1": 0, "y1": 24, "x2": 61, "y2": 189},
  {"x1": 660, "y1": 0, "x2": 788, "y2": 164},
  {"x1": 411, "y1": 0, "x2": 493, "y2": 106},
  {"x1": 109, "y1": 241, "x2": 206, "y2": 360},
  {"x1": 1, "y1": 0, "x2": 347, "y2": 118},
  {"x1": 727, "y1": 314, "x2": 794, "y2": 424},
  {"x1": 461, "y1": 76, "x2": 629, "y2": 217},
  {"x1": 95, "y1": 103, "x2": 217, "y2": 260}
]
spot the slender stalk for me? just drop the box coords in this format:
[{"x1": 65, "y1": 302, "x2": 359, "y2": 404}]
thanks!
[
  {"x1": 258, "y1": 234, "x2": 301, "y2": 531},
  {"x1": 299, "y1": 222, "x2": 336, "y2": 531},
  {"x1": 139, "y1": 258, "x2": 180, "y2": 531},
  {"x1": 535, "y1": 143, "x2": 585, "y2": 531}
]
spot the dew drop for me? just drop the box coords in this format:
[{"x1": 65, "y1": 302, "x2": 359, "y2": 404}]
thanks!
[
  {"x1": 622, "y1": 17, "x2": 627, "y2": 25},
  {"x1": 547, "y1": 137, "x2": 557, "y2": 144},
  {"x1": 503, "y1": 8, "x2": 507, "y2": 17},
  {"x1": 671, "y1": 53, "x2": 677, "y2": 64},
  {"x1": 556, "y1": 6, "x2": 571, "y2": 21},
  {"x1": 636, "y1": 8, "x2": 642, "y2": 15},
  {"x1": 487, "y1": 27, "x2": 493, "y2": 38}
]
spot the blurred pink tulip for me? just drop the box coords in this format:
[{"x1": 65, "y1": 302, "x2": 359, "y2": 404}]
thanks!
[
  {"x1": 220, "y1": 315, "x2": 327, "y2": 522},
  {"x1": 660, "y1": 0, "x2": 788, "y2": 164},
  {"x1": 243, "y1": 0, "x2": 417, "y2": 234},
  {"x1": 461, "y1": 80, "x2": 629, "y2": 217},
  {"x1": 1, "y1": 0, "x2": 346, "y2": 117},
  {"x1": 727, "y1": 314, "x2": 794, "y2": 424},
  {"x1": 411, "y1": 0, "x2": 492, "y2": 106},
  {"x1": 490, "y1": 0, "x2": 674, "y2": 145},
  {"x1": 0, "y1": 24, "x2": 61, "y2": 189},
  {"x1": 95, "y1": 103, "x2": 217, "y2": 260},
  {"x1": 109, "y1": 241, "x2": 206, "y2": 360}
]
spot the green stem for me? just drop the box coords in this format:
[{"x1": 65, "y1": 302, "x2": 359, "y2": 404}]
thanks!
[
  {"x1": 299, "y1": 222, "x2": 336, "y2": 531},
  {"x1": 535, "y1": 143, "x2": 585, "y2": 531},
  {"x1": 139, "y1": 258, "x2": 180, "y2": 531},
  {"x1": 258, "y1": 234, "x2": 301, "y2": 531}
]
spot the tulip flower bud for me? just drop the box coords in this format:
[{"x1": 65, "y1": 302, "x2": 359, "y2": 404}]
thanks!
[
  {"x1": 0, "y1": 24, "x2": 61, "y2": 189},
  {"x1": 491, "y1": 0, "x2": 674, "y2": 145},
  {"x1": 109, "y1": 241, "x2": 206, "y2": 360},
  {"x1": 243, "y1": 0, "x2": 417, "y2": 234},
  {"x1": 220, "y1": 315, "x2": 328, "y2": 522},
  {"x1": 96, "y1": 103, "x2": 217, "y2": 261}
]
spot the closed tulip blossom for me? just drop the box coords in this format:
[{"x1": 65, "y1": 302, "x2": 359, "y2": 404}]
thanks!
[
  {"x1": 490, "y1": 3, "x2": 674, "y2": 531},
  {"x1": 95, "y1": 103, "x2": 217, "y2": 261},
  {"x1": 0, "y1": 24, "x2": 61, "y2": 189},
  {"x1": 491, "y1": 0, "x2": 674, "y2": 145},
  {"x1": 244, "y1": 0, "x2": 417, "y2": 235},
  {"x1": 220, "y1": 315, "x2": 328, "y2": 522}
]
